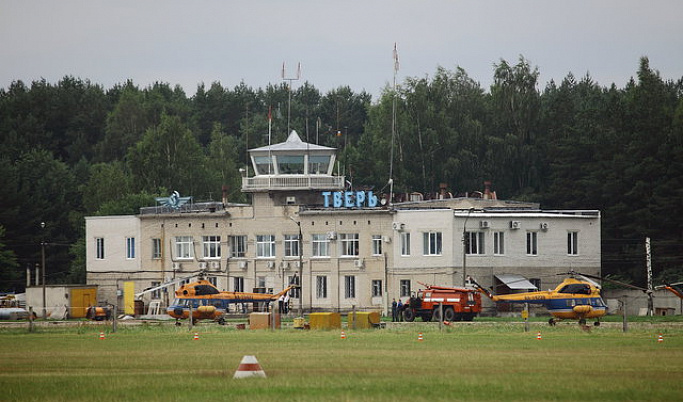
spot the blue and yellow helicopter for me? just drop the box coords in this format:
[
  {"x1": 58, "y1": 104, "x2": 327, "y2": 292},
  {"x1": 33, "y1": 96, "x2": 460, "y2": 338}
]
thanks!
[{"x1": 468, "y1": 272, "x2": 644, "y2": 326}]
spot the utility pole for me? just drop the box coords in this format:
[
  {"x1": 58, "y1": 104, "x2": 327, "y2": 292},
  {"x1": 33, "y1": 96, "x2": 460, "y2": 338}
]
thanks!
[
  {"x1": 645, "y1": 237, "x2": 654, "y2": 316},
  {"x1": 462, "y1": 208, "x2": 474, "y2": 287},
  {"x1": 282, "y1": 62, "x2": 301, "y2": 134}
]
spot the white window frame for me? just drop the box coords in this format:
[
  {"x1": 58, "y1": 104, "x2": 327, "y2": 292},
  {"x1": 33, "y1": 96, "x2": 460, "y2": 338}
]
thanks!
[
  {"x1": 229, "y1": 235, "x2": 247, "y2": 258},
  {"x1": 372, "y1": 279, "x2": 383, "y2": 297},
  {"x1": 568, "y1": 231, "x2": 579, "y2": 255},
  {"x1": 126, "y1": 237, "x2": 135, "y2": 259},
  {"x1": 422, "y1": 231, "x2": 442, "y2": 256},
  {"x1": 311, "y1": 234, "x2": 330, "y2": 257},
  {"x1": 288, "y1": 275, "x2": 301, "y2": 298},
  {"x1": 465, "y1": 232, "x2": 485, "y2": 255},
  {"x1": 400, "y1": 232, "x2": 411, "y2": 256},
  {"x1": 202, "y1": 235, "x2": 221, "y2": 259},
  {"x1": 95, "y1": 237, "x2": 105, "y2": 260},
  {"x1": 233, "y1": 276, "x2": 244, "y2": 292},
  {"x1": 175, "y1": 236, "x2": 194, "y2": 260},
  {"x1": 371, "y1": 235, "x2": 382, "y2": 256},
  {"x1": 316, "y1": 275, "x2": 328, "y2": 299},
  {"x1": 256, "y1": 234, "x2": 275, "y2": 258},
  {"x1": 152, "y1": 238, "x2": 162, "y2": 259},
  {"x1": 344, "y1": 275, "x2": 356, "y2": 299},
  {"x1": 284, "y1": 234, "x2": 300, "y2": 258},
  {"x1": 526, "y1": 231, "x2": 538, "y2": 256},
  {"x1": 493, "y1": 231, "x2": 505, "y2": 255},
  {"x1": 339, "y1": 233, "x2": 359, "y2": 257},
  {"x1": 151, "y1": 281, "x2": 161, "y2": 299},
  {"x1": 400, "y1": 279, "x2": 411, "y2": 297}
]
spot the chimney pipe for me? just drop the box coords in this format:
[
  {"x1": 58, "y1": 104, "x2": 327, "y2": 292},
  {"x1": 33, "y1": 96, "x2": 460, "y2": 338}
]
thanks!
[
  {"x1": 222, "y1": 185, "x2": 229, "y2": 206},
  {"x1": 484, "y1": 181, "x2": 492, "y2": 200}
]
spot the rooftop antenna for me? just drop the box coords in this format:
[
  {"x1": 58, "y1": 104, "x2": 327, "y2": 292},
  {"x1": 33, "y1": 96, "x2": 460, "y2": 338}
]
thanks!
[
  {"x1": 389, "y1": 43, "x2": 399, "y2": 206},
  {"x1": 282, "y1": 62, "x2": 301, "y2": 134}
]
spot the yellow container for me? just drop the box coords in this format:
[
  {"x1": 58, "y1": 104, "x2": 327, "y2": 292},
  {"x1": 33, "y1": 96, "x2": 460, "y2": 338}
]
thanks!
[
  {"x1": 347, "y1": 311, "x2": 381, "y2": 329},
  {"x1": 308, "y1": 312, "x2": 341, "y2": 330},
  {"x1": 293, "y1": 317, "x2": 306, "y2": 329}
]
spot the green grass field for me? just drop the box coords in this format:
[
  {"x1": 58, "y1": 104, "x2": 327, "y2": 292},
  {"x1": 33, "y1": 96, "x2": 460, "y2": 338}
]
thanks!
[{"x1": 0, "y1": 321, "x2": 681, "y2": 401}]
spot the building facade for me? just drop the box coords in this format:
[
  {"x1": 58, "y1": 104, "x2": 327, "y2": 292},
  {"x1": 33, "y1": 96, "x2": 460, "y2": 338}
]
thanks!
[{"x1": 86, "y1": 131, "x2": 601, "y2": 316}]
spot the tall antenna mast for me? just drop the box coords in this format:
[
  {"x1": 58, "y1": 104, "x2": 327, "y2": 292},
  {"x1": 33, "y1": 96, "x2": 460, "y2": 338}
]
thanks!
[
  {"x1": 389, "y1": 43, "x2": 399, "y2": 206},
  {"x1": 282, "y1": 62, "x2": 301, "y2": 134}
]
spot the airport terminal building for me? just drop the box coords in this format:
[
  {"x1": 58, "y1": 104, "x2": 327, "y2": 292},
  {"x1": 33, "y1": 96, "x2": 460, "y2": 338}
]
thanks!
[{"x1": 85, "y1": 131, "x2": 601, "y2": 316}]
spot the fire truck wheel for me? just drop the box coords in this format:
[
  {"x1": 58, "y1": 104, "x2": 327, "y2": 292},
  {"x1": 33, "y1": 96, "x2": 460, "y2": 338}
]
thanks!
[
  {"x1": 403, "y1": 308, "x2": 416, "y2": 322},
  {"x1": 431, "y1": 308, "x2": 442, "y2": 322},
  {"x1": 443, "y1": 307, "x2": 456, "y2": 322}
]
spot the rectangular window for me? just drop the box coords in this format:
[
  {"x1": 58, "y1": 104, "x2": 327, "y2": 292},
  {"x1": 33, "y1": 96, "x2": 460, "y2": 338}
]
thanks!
[
  {"x1": 400, "y1": 232, "x2": 411, "y2": 256},
  {"x1": 96, "y1": 237, "x2": 105, "y2": 260},
  {"x1": 316, "y1": 276, "x2": 328, "y2": 299},
  {"x1": 493, "y1": 231, "x2": 505, "y2": 255},
  {"x1": 372, "y1": 279, "x2": 383, "y2": 297},
  {"x1": 202, "y1": 235, "x2": 221, "y2": 259},
  {"x1": 344, "y1": 275, "x2": 356, "y2": 298},
  {"x1": 465, "y1": 232, "x2": 485, "y2": 255},
  {"x1": 229, "y1": 235, "x2": 247, "y2": 258},
  {"x1": 372, "y1": 235, "x2": 383, "y2": 256},
  {"x1": 233, "y1": 277, "x2": 244, "y2": 292},
  {"x1": 208, "y1": 276, "x2": 217, "y2": 287},
  {"x1": 126, "y1": 237, "x2": 135, "y2": 259},
  {"x1": 568, "y1": 231, "x2": 579, "y2": 255},
  {"x1": 256, "y1": 235, "x2": 275, "y2": 258},
  {"x1": 311, "y1": 234, "x2": 330, "y2": 257},
  {"x1": 339, "y1": 233, "x2": 359, "y2": 256},
  {"x1": 175, "y1": 236, "x2": 194, "y2": 259},
  {"x1": 152, "y1": 238, "x2": 162, "y2": 259},
  {"x1": 284, "y1": 234, "x2": 300, "y2": 257},
  {"x1": 400, "y1": 279, "x2": 411, "y2": 297},
  {"x1": 422, "y1": 232, "x2": 442, "y2": 256},
  {"x1": 526, "y1": 231, "x2": 538, "y2": 256},
  {"x1": 529, "y1": 278, "x2": 541, "y2": 290},
  {"x1": 151, "y1": 281, "x2": 161, "y2": 299},
  {"x1": 288, "y1": 275, "x2": 301, "y2": 298}
]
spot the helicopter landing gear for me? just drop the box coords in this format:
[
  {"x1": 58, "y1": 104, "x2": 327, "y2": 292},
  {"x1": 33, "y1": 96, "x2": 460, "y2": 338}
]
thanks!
[
  {"x1": 217, "y1": 317, "x2": 226, "y2": 325},
  {"x1": 175, "y1": 319, "x2": 181, "y2": 326},
  {"x1": 593, "y1": 320, "x2": 601, "y2": 326},
  {"x1": 578, "y1": 318, "x2": 587, "y2": 326},
  {"x1": 548, "y1": 318, "x2": 556, "y2": 326}
]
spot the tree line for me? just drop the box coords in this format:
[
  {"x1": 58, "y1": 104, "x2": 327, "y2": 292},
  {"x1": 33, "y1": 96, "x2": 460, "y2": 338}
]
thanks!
[{"x1": 1, "y1": 56, "x2": 681, "y2": 292}]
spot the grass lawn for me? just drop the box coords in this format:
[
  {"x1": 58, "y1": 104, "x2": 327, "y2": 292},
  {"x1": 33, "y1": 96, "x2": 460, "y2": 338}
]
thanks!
[{"x1": 0, "y1": 321, "x2": 681, "y2": 401}]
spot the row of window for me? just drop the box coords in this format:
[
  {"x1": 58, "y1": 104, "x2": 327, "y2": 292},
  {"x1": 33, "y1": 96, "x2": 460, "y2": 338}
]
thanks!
[{"x1": 94, "y1": 230, "x2": 580, "y2": 261}]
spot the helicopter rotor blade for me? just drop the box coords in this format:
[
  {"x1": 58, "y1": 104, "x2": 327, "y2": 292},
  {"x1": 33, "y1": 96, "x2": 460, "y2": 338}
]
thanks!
[{"x1": 568, "y1": 271, "x2": 650, "y2": 293}]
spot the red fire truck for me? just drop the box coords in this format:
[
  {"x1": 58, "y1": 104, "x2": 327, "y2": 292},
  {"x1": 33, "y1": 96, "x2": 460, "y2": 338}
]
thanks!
[{"x1": 402, "y1": 282, "x2": 482, "y2": 322}]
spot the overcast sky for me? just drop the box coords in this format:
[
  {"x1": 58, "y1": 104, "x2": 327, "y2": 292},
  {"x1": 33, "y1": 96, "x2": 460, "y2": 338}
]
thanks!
[{"x1": 2, "y1": 1, "x2": 682, "y2": 100}]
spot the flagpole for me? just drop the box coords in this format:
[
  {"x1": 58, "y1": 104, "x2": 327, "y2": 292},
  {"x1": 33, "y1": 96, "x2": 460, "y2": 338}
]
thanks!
[{"x1": 389, "y1": 43, "x2": 399, "y2": 206}]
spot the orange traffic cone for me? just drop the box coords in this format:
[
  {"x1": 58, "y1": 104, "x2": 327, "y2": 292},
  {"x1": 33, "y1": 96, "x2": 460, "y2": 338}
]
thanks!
[
  {"x1": 233, "y1": 355, "x2": 266, "y2": 379},
  {"x1": 658, "y1": 333, "x2": 663, "y2": 343},
  {"x1": 193, "y1": 332, "x2": 199, "y2": 341},
  {"x1": 537, "y1": 331, "x2": 542, "y2": 340},
  {"x1": 340, "y1": 330, "x2": 346, "y2": 340},
  {"x1": 99, "y1": 331, "x2": 105, "y2": 340},
  {"x1": 418, "y1": 332, "x2": 423, "y2": 341}
]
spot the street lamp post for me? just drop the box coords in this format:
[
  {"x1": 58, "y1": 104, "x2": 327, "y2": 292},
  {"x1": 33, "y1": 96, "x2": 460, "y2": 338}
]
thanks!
[
  {"x1": 40, "y1": 222, "x2": 46, "y2": 319},
  {"x1": 462, "y1": 208, "x2": 474, "y2": 287},
  {"x1": 289, "y1": 216, "x2": 304, "y2": 317}
]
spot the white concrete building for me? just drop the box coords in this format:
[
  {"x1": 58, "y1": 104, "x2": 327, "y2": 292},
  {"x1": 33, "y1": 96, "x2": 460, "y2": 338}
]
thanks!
[{"x1": 85, "y1": 131, "x2": 601, "y2": 316}]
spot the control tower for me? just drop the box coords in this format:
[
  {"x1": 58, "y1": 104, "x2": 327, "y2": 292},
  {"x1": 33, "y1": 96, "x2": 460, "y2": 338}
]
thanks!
[{"x1": 241, "y1": 130, "x2": 345, "y2": 206}]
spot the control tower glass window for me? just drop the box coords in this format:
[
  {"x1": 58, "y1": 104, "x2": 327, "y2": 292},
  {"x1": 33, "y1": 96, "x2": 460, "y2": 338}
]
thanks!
[
  {"x1": 277, "y1": 155, "x2": 305, "y2": 174},
  {"x1": 308, "y1": 155, "x2": 331, "y2": 174},
  {"x1": 254, "y1": 156, "x2": 273, "y2": 175}
]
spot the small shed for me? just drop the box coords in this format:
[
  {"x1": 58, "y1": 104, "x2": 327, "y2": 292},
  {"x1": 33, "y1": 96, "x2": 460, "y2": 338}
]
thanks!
[{"x1": 26, "y1": 285, "x2": 98, "y2": 319}]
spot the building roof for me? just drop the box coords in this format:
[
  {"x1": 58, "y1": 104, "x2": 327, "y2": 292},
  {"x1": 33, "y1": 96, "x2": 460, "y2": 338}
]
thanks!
[{"x1": 250, "y1": 130, "x2": 335, "y2": 152}]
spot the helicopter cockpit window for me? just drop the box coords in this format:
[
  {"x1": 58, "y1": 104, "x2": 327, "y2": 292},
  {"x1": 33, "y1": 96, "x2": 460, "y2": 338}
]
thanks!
[{"x1": 559, "y1": 284, "x2": 591, "y2": 295}]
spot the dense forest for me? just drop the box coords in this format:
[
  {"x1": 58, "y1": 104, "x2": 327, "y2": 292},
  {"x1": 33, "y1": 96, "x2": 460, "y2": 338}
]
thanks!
[{"x1": 1, "y1": 56, "x2": 682, "y2": 292}]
